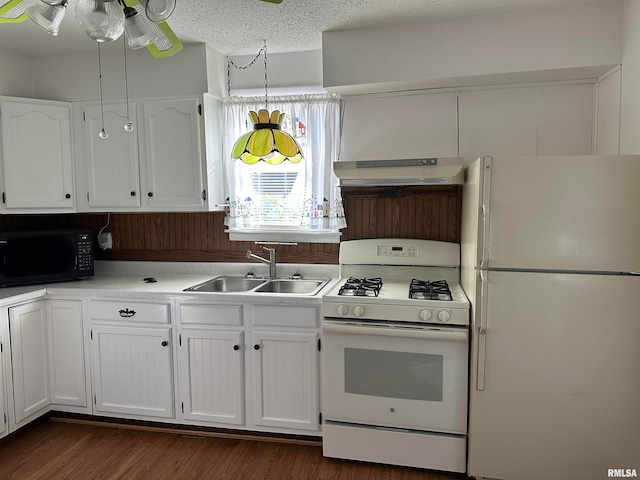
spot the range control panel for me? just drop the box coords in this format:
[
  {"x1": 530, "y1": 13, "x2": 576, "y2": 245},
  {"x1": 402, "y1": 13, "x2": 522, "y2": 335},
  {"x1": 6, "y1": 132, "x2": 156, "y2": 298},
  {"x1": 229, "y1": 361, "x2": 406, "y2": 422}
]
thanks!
[{"x1": 377, "y1": 245, "x2": 418, "y2": 257}]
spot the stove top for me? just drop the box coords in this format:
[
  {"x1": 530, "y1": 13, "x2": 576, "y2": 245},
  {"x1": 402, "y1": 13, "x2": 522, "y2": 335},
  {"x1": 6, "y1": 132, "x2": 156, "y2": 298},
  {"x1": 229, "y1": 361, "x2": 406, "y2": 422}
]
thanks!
[
  {"x1": 409, "y1": 279, "x2": 452, "y2": 301},
  {"x1": 338, "y1": 277, "x2": 383, "y2": 297},
  {"x1": 322, "y1": 239, "x2": 470, "y2": 326}
]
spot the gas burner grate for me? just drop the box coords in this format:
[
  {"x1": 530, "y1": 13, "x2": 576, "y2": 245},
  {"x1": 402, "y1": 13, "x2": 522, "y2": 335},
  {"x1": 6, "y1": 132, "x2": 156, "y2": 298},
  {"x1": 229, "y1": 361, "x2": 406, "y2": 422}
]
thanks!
[
  {"x1": 409, "y1": 279, "x2": 452, "y2": 301},
  {"x1": 339, "y1": 277, "x2": 383, "y2": 297}
]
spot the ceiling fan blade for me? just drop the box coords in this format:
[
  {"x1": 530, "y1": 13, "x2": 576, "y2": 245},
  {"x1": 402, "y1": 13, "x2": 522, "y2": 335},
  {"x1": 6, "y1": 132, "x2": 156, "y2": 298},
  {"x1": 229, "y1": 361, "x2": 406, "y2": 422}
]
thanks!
[
  {"x1": 145, "y1": 19, "x2": 182, "y2": 58},
  {"x1": 126, "y1": 0, "x2": 182, "y2": 57},
  {"x1": 260, "y1": 0, "x2": 283, "y2": 3},
  {"x1": 0, "y1": 0, "x2": 32, "y2": 23}
]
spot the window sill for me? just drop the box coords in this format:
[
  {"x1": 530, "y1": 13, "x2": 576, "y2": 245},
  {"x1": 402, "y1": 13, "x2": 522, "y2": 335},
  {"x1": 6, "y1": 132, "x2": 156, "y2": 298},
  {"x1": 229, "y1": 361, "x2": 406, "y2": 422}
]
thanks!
[{"x1": 226, "y1": 229, "x2": 342, "y2": 244}]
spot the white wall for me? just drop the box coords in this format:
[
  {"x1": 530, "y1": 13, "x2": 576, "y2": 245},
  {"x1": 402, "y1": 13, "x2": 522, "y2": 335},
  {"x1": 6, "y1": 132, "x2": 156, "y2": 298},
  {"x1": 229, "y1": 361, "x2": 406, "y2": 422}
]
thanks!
[
  {"x1": 595, "y1": 67, "x2": 622, "y2": 154},
  {"x1": 31, "y1": 44, "x2": 208, "y2": 102},
  {"x1": 206, "y1": 45, "x2": 226, "y2": 100},
  {"x1": 226, "y1": 50, "x2": 324, "y2": 96},
  {"x1": 0, "y1": 47, "x2": 33, "y2": 97},
  {"x1": 323, "y1": 2, "x2": 623, "y2": 94},
  {"x1": 620, "y1": 0, "x2": 640, "y2": 153}
]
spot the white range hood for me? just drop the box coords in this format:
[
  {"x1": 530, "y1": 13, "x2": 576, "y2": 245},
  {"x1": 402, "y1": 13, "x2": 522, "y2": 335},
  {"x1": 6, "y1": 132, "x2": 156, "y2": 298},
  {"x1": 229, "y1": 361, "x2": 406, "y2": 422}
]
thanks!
[{"x1": 333, "y1": 157, "x2": 464, "y2": 186}]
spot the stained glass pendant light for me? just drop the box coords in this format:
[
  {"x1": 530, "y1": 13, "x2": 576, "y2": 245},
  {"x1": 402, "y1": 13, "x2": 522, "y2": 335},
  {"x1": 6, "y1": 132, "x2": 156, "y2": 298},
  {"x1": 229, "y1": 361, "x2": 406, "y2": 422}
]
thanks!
[
  {"x1": 229, "y1": 42, "x2": 304, "y2": 165},
  {"x1": 231, "y1": 109, "x2": 302, "y2": 164}
]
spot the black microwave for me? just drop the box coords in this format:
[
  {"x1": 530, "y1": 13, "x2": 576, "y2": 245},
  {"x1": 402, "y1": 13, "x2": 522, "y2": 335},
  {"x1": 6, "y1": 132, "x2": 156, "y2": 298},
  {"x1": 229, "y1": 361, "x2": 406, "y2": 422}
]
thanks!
[{"x1": 0, "y1": 229, "x2": 94, "y2": 287}]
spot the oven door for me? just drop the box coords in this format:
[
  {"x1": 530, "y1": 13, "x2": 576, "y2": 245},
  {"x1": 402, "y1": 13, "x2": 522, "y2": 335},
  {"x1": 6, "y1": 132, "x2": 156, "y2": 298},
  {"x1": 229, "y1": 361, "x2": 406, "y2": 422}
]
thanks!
[{"x1": 322, "y1": 320, "x2": 468, "y2": 434}]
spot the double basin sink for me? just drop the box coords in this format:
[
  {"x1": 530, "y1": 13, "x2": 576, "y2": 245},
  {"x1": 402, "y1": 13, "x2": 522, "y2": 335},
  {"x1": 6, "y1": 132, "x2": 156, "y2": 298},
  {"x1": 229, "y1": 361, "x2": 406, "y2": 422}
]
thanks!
[{"x1": 184, "y1": 276, "x2": 329, "y2": 296}]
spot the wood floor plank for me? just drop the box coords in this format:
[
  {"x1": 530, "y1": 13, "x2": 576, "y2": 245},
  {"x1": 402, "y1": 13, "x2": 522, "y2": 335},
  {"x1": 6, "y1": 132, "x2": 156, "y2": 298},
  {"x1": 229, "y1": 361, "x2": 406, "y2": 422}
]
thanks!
[{"x1": 0, "y1": 420, "x2": 471, "y2": 480}]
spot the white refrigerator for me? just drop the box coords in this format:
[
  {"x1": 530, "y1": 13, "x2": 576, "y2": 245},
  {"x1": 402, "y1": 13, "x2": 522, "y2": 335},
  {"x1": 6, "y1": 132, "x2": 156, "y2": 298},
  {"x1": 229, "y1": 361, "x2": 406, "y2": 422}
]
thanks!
[{"x1": 461, "y1": 155, "x2": 640, "y2": 480}]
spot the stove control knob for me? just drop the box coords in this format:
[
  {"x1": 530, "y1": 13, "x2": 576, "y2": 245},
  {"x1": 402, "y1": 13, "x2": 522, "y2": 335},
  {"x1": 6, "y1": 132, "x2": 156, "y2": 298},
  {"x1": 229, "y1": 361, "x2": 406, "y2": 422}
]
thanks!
[
  {"x1": 438, "y1": 310, "x2": 451, "y2": 322},
  {"x1": 354, "y1": 305, "x2": 365, "y2": 317},
  {"x1": 419, "y1": 309, "x2": 432, "y2": 321},
  {"x1": 337, "y1": 304, "x2": 348, "y2": 316}
]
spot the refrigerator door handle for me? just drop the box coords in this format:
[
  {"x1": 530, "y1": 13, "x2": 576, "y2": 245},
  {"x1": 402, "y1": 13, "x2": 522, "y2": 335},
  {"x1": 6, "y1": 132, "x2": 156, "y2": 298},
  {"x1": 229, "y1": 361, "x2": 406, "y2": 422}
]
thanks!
[
  {"x1": 479, "y1": 157, "x2": 492, "y2": 268},
  {"x1": 477, "y1": 269, "x2": 488, "y2": 391}
]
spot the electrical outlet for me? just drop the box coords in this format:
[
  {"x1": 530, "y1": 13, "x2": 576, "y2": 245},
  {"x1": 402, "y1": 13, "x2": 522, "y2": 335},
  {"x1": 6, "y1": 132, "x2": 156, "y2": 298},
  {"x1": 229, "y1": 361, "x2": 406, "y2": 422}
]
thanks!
[{"x1": 98, "y1": 232, "x2": 113, "y2": 250}]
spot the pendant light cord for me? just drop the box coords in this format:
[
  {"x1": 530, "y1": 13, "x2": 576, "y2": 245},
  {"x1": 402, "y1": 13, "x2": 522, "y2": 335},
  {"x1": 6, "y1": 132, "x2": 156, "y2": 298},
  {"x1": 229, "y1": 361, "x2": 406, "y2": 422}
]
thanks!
[
  {"x1": 123, "y1": 34, "x2": 133, "y2": 131},
  {"x1": 97, "y1": 43, "x2": 107, "y2": 138}
]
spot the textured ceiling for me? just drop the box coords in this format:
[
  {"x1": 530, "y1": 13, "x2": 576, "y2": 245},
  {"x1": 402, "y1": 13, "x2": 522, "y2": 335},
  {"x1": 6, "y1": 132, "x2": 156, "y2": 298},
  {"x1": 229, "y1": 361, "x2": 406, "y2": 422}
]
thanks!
[{"x1": 0, "y1": 0, "x2": 619, "y2": 59}]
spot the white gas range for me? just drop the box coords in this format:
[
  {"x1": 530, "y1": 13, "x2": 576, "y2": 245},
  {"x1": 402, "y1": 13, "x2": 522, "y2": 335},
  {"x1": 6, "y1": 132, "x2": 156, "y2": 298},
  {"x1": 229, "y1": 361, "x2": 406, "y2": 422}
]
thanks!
[{"x1": 321, "y1": 239, "x2": 470, "y2": 474}]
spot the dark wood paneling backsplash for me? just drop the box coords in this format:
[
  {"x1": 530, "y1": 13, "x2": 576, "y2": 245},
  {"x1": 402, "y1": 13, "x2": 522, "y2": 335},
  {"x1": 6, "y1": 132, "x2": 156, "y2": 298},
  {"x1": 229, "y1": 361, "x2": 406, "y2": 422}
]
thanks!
[{"x1": 0, "y1": 186, "x2": 462, "y2": 265}]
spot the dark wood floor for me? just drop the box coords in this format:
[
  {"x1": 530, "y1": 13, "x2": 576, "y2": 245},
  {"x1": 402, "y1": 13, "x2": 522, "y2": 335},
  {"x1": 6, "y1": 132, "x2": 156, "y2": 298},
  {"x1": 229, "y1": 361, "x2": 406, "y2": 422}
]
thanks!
[{"x1": 0, "y1": 419, "x2": 472, "y2": 480}]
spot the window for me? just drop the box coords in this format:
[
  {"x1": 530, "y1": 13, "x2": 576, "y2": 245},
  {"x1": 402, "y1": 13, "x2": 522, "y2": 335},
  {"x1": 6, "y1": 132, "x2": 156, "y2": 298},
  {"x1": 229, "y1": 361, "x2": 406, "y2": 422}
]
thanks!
[{"x1": 223, "y1": 94, "x2": 346, "y2": 243}]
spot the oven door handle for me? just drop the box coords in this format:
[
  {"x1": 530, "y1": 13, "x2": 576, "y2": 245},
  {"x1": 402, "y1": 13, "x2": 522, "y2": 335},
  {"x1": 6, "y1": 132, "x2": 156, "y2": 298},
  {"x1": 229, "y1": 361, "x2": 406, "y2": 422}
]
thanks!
[{"x1": 323, "y1": 322, "x2": 468, "y2": 342}]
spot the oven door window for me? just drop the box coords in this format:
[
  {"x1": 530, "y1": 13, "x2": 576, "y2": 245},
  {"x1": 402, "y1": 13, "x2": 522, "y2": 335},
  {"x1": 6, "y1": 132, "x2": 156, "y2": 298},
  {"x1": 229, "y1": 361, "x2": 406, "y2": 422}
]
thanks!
[{"x1": 345, "y1": 348, "x2": 443, "y2": 402}]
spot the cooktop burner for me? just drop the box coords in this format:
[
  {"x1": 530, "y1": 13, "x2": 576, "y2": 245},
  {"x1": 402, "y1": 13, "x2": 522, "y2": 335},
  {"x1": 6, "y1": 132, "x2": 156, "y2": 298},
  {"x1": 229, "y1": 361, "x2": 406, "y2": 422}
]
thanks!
[
  {"x1": 338, "y1": 277, "x2": 383, "y2": 297},
  {"x1": 409, "y1": 279, "x2": 452, "y2": 301}
]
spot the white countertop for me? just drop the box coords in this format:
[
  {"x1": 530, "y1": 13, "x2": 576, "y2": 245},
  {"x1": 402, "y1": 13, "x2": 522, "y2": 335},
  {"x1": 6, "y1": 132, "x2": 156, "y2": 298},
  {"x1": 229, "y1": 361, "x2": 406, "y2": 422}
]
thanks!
[{"x1": 0, "y1": 261, "x2": 340, "y2": 306}]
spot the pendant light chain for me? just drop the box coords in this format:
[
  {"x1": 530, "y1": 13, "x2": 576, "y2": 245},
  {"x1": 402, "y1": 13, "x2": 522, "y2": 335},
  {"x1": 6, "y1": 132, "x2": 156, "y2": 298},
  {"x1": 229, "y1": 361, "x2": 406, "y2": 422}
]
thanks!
[
  {"x1": 227, "y1": 40, "x2": 269, "y2": 109},
  {"x1": 122, "y1": 34, "x2": 134, "y2": 132},
  {"x1": 263, "y1": 41, "x2": 268, "y2": 110},
  {"x1": 97, "y1": 43, "x2": 108, "y2": 139}
]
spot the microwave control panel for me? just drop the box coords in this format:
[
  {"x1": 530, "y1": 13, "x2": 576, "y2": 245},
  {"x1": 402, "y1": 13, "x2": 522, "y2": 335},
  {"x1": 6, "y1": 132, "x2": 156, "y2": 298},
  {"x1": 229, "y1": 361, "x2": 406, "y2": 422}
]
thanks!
[{"x1": 76, "y1": 232, "x2": 94, "y2": 276}]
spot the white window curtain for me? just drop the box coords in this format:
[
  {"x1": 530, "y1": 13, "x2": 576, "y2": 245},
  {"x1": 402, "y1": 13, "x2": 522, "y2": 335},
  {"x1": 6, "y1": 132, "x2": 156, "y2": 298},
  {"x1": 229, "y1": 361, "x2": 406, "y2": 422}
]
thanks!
[{"x1": 223, "y1": 93, "x2": 346, "y2": 243}]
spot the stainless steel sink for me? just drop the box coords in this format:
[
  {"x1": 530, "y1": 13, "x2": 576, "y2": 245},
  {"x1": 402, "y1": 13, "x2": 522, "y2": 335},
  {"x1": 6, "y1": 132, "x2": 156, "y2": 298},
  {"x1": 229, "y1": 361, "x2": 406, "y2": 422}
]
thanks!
[
  {"x1": 184, "y1": 276, "x2": 267, "y2": 292},
  {"x1": 254, "y1": 279, "x2": 328, "y2": 295}
]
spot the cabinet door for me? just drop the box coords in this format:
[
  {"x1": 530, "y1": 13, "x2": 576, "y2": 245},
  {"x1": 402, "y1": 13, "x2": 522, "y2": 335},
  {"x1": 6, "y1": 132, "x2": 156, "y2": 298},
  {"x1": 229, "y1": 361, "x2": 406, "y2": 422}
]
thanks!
[
  {"x1": 82, "y1": 103, "x2": 141, "y2": 209},
  {"x1": 0, "y1": 321, "x2": 8, "y2": 439},
  {"x1": 141, "y1": 98, "x2": 205, "y2": 210},
  {"x1": 179, "y1": 330, "x2": 244, "y2": 425},
  {"x1": 252, "y1": 331, "x2": 319, "y2": 431},
  {"x1": 91, "y1": 325, "x2": 174, "y2": 419},
  {"x1": 47, "y1": 300, "x2": 86, "y2": 407},
  {"x1": 9, "y1": 301, "x2": 50, "y2": 424},
  {"x1": 0, "y1": 100, "x2": 74, "y2": 211}
]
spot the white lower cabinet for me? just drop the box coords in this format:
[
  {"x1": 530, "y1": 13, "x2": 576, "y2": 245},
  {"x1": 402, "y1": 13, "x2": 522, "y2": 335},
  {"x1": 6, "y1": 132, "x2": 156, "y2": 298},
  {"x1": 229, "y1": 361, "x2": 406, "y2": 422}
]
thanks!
[
  {"x1": 179, "y1": 329, "x2": 245, "y2": 425},
  {"x1": 47, "y1": 299, "x2": 87, "y2": 410},
  {"x1": 90, "y1": 300, "x2": 175, "y2": 420},
  {"x1": 0, "y1": 321, "x2": 7, "y2": 439},
  {"x1": 177, "y1": 302, "x2": 321, "y2": 435},
  {"x1": 7, "y1": 300, "x2": 50, "y2": 427},
  {"x1": 251, "y1": 330, "x2": 319, "y2": 431}
]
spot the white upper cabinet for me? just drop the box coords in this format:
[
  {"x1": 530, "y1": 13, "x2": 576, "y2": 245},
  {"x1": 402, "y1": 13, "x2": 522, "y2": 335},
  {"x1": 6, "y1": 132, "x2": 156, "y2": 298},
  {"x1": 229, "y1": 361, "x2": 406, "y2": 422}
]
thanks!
[
  {"x1": 458, "y1": 84, "x2": 594, "y2": 163},
  {"x1": 0, "y1": 98, "x2": 75, "y2": 213},
  {"x1": 76, "y1": 95, "x2": 223, "y2": 213},
  {"x1": 81, "y1": 102, "x2": 141, "y2": 210},
  {"x1": 140, "y1": 97, "x2": 205, "y2": 210},
  {"x1": 339, "y1": 92, "x2": 459, "y2": 161}
]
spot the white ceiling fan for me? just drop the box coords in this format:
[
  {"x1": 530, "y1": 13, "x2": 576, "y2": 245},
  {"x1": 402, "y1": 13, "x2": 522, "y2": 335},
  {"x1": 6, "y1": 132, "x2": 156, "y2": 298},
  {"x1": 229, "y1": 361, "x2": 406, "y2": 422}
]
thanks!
[{"x1": 0, "y1": 0, "x2": 182, "y2": 58}]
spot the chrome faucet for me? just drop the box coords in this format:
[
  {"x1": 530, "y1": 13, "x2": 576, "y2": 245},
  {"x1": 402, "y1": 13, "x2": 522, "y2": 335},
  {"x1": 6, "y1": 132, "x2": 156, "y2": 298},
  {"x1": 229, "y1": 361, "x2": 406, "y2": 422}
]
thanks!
[{"x1": 246, "y1": 247, "x2": 277, "y2": 279}]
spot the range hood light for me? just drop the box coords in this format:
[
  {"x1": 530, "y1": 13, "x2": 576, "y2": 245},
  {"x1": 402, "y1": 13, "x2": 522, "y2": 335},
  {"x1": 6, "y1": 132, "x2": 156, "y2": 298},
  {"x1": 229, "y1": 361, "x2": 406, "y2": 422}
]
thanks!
[{"x1": 333, "y1": 157, "x2": 465, "y2": 186}]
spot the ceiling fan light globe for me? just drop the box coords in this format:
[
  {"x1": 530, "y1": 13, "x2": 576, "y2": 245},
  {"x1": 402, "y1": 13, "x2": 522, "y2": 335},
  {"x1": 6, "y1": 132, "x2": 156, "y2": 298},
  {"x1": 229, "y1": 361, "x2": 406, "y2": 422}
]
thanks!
[
  {"x1": 124, "y1": 13, "x2": 156, "y2": 49},
  {"x1": 144, "y1": 0, "x2": 176, "y2": 23},
  {"x1": 26, "y1": 0, "x2": 67, "y2": 36},
  {"x1": 75, "y1": 0, "x2": 125, "y2": 42}
]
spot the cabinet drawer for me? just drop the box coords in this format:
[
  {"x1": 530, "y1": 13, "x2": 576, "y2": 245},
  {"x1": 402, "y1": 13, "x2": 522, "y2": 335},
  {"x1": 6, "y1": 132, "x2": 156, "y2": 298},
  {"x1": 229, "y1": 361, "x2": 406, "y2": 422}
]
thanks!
[
  {"x1": 91, "y1": 300, "x2": 170, "y2": 324},
  {"x1": 180, "y1": 304, "x2": 243, "y2": 326},
  {"x1": 253, "y1": 306, "x2": 318, "y2": 328}
]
